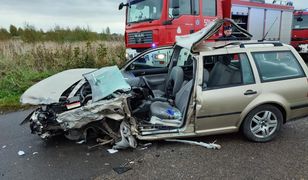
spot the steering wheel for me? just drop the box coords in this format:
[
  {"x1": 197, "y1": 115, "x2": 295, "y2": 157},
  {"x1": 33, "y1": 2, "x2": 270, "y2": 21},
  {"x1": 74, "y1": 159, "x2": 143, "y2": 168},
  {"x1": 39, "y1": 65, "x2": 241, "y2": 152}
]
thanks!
[{"x1": 140, "y1": 76, "x2": 154, "y2": 97}]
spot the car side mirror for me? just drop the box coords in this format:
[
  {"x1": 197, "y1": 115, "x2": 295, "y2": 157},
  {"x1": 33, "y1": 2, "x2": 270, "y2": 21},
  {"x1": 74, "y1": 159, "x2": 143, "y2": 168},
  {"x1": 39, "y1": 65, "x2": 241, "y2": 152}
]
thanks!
[
  {"x1": 118, "y1": 2, "x2": 127, "y2": 10},
  {"x1": 297, "y1": 17, "x2": 303, "y2": 22}
]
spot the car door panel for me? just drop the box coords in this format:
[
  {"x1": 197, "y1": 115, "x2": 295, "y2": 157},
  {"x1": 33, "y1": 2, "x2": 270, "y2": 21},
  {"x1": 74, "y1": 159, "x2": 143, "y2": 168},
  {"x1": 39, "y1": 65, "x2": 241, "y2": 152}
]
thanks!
[
  {"x1": 196, "y1": 84, "x2": 260, "y2": 132},
  {"x1": 129, "y1": 67, "x2": 168, "y2": 77}
]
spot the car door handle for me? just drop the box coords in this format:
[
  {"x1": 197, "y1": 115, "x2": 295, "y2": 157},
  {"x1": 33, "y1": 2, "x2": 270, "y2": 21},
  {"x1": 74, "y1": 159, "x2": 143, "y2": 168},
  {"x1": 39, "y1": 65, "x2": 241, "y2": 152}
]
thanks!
[
  {"x1": 140, "y1": 71, "x2": 146, "y2": 75},
  {"x1": 244, "y1": 90, "x2": 257, "y2": 95}
]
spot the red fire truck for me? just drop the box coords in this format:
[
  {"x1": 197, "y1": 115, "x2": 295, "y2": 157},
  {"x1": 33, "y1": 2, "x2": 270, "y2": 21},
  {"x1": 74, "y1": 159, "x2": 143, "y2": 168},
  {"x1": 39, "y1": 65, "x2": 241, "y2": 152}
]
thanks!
[
  {"x1": 291, "y1": 9, "x2": 308, "y2": 61},
  {"x1": 119, "y1": 0, "x2": 293, "y2": 54}
]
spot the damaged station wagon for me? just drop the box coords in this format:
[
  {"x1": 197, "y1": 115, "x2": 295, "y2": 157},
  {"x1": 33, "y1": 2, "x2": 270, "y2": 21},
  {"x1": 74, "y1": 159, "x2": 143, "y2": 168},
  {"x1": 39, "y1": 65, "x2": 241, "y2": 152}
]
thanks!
[{"x1": 21, "y1": 19, "x2": 308, "y2": 149}]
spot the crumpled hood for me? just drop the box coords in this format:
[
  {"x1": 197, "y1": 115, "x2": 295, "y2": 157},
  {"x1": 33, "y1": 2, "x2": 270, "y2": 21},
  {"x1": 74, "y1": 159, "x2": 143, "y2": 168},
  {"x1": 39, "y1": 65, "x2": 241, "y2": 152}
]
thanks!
[{"x1": 20, "y1": 68, "x2": 96, "y2": 105}]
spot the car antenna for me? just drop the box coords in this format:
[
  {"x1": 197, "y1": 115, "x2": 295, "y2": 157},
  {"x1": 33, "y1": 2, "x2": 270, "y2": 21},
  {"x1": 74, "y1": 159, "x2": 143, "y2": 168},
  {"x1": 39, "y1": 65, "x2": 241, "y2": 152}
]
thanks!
[{"x1": 260, "y1": 17, "x2": 278, "y2": 42}]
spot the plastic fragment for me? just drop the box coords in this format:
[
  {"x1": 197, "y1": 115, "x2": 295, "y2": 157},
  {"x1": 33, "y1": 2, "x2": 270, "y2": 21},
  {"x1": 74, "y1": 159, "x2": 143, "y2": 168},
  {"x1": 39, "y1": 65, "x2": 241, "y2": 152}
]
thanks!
[
  {"x1": 76, "y1": 140, "x2": 85, "y2": 144},
  {"x1": 32, "y1": 152, "x2": 38, "y2": 155},
  {"x1": 142, "y1": 143, "x2": 152, "y2": 147},
  {"x1": 165, "y1": 139, "x2": 221, "y2": 150},
  {"x1": 166, "y1": 108, "x2": 175, "y2": 115},
  {"x1": 107, "y1": 149, "x2": 118, "y2": 154},
  {"x1": 18, "y1": 151, "x2": 25, "y2": 156},
  {"x1": 2, "y1": 145, "x2": 6, "y2": 149},
  {"x1": 113, "y1": 167, "x2": 132, "y2": 174}
]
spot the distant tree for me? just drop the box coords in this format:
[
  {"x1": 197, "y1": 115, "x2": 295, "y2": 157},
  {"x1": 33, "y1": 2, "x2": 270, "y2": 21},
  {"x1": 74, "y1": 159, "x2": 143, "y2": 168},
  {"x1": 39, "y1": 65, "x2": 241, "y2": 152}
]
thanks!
[
  {"x1": 9, "y1": 25, "x2": 18, "y2": 36},
  {"x1": 0, "y1": 28, "x2": 10, "y2": 40},
  {"x1": 17, "y1": 27, "x2": 24, "y2": 36},
  {"x1": 106, "y1": 27, "x2": 111, "y2": 35},
  {"x1": 22, "y1": 24, "x2": 40, "y2": 42}
]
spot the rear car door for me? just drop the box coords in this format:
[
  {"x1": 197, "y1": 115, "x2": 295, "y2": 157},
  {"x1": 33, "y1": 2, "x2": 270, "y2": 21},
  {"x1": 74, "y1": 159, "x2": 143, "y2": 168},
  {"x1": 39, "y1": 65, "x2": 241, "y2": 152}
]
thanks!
[
  {"x1": 123, "y1": 47, "x2": 173, "y2": 91},
  {"x1": 251, "y1": 50, "x2": 308, "y2": 119},
  {"x1": 195, "y1": 50, "x2": 260, "y2": 133}
]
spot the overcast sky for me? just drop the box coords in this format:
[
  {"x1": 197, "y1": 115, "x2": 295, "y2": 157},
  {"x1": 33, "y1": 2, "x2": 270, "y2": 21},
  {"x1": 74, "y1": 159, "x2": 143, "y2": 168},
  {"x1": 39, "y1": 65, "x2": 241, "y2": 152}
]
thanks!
[{"x1": 0, "y1": 0, "x2": 306, "y2": 34}]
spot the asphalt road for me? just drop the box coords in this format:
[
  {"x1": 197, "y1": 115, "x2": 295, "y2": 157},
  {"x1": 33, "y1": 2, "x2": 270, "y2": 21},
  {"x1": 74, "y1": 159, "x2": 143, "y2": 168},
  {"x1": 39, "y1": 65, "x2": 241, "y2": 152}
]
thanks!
[{"x1": 0, "y1": 110, "x2": 307, "y2": 180}]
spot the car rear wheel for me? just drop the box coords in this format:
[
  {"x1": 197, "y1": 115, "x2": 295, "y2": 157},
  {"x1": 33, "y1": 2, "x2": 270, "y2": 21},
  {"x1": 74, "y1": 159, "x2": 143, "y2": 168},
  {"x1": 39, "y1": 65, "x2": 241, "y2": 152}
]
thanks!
[{"x1": 242, "y1": 105, "x2": 283, "y2": 142}]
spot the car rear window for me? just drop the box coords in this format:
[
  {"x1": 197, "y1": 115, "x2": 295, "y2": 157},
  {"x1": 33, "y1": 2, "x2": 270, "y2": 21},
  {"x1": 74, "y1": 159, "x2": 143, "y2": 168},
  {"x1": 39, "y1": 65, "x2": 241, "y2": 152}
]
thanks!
[{"x1": 252, "y1": 51, "x2": 305, "y2": 82}]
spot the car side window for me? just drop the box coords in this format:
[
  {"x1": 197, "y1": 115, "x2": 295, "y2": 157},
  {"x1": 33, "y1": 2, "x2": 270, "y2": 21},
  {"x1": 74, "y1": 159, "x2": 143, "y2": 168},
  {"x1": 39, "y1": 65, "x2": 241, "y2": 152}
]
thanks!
[
  {"x1": 128, "y1": 49, "x2": 173, "y2": 70},
  {"x1": 176, "y1": 48, "x2": 192, "y2": 66},
  {"x1": 203, "y1": 53, "x2": 254, "y2": 89},
  {"x1": 252, "y1": 51, "x2": 305, "y2": 82}
]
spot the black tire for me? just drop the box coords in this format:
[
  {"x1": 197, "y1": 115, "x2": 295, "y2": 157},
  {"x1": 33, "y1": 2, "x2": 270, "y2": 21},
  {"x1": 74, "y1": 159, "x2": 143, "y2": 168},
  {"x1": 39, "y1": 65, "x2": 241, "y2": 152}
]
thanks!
[{"x1": 242, "y1": 105, "x2": 283, "y2": 142}]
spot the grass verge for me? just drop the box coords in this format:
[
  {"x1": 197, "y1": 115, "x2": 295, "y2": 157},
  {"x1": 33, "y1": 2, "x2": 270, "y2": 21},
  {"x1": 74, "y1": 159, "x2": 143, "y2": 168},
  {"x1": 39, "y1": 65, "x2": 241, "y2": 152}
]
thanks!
[
  {"x1": 0, "y1": 69, "x2": 56, "y2": 112},
  {"x1": 0, "y1": 40, "x2": 125, "y2": 112}
]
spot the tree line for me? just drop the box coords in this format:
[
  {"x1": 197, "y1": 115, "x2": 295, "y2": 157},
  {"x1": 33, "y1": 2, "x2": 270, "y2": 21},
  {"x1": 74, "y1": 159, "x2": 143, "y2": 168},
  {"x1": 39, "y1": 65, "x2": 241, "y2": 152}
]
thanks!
[{"x1": 0, "y1": 25, "x2": 122, "y2": 42}]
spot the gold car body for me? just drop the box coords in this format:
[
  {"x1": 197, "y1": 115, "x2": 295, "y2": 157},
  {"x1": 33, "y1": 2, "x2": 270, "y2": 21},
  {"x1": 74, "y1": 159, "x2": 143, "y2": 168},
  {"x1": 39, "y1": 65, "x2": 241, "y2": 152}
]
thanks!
[{"x1": 138, "y1": 44, "x2": 308, "y2": 140}]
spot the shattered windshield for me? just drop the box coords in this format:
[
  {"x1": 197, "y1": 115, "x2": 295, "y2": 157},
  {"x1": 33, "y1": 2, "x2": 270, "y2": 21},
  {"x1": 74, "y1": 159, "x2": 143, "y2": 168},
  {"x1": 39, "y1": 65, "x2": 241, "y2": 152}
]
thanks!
[
  {"x1": 293, "y1": 15, "x2": 308, "y2": 29},
  {"x1": 83, "y1": 66, "x2": 131, "y2": 102},
  {"x1": 127, "y1": 0, "x2": 163, "y2": 23}
]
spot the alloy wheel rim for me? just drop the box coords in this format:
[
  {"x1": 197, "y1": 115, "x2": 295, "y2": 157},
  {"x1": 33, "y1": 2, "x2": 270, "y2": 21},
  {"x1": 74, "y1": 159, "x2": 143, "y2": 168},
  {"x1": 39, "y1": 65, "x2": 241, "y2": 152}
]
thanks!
[{"x1": 250, "y1": 110, "x2": 278, "y2": 139}]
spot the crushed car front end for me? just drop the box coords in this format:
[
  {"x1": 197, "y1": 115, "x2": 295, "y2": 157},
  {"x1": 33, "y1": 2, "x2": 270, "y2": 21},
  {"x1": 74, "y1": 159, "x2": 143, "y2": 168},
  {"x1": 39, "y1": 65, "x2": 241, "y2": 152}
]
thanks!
[{"x1": 20, "y1": 66, "x2": 139, "y2": 149}]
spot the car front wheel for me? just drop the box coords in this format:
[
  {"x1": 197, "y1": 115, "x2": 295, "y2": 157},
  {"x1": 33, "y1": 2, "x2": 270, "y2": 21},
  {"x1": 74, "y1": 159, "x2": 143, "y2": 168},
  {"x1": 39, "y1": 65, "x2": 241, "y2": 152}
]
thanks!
[{"x1": 242, "y1": 105, "x2": 283, "y2": 142}]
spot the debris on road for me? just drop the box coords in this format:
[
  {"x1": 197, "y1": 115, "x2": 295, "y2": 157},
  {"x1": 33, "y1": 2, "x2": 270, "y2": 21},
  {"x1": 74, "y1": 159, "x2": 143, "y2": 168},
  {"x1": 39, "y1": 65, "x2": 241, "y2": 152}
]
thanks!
[
  {"x1": 2, "y1": 145, "x2": 6, "y2": 149},
  {"x1": 32, "y1": 152, "x2": 38, "y2": 155},
  {"x1": 76, "y1": 140, "x2": 85, "y2": 144},
  {"x1": 113, "y1": 156, "x2": 143, "y2": 174},
  {"x1": 113, "y1": 166, "x2": 132, "y2": 174},
  {"x1": 142, "y1": 143, "x2": 152, "y2": 147},
  {"x1": 138, "y1": 142, "x2": 152, "y2": 150},
  {"x1": 88, "y1": 139, "x2": 113, "y2": 149},
  {"x1": 18, "y1": 150, "x2": 25, "y2": 156},
  {"x1": 165, "y1": 139, "x2": 221, "y2": 150},
  {"x1": 107, "y1": 149, "x2": 118, "y2": 154}
]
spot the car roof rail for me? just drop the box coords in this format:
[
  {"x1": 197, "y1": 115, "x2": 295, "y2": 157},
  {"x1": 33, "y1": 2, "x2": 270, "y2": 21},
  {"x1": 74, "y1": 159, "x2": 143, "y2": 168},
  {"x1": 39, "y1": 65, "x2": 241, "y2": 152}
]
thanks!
[
  {"x1": 213, "y1": 42, "x2": 242, "y2": 49},
  {"x1": 239, "y1": 42, "x2": 283, "y2": 48}
]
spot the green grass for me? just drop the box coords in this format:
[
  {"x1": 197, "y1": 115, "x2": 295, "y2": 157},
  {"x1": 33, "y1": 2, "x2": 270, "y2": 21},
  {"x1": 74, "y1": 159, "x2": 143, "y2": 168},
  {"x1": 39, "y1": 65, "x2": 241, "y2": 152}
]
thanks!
[
  {"x1": 0, "y1": 40, "x2": 126, "y2": 111},
  {"x1": 0, "y1": 69, "x2": 55, "y2": 110}
]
